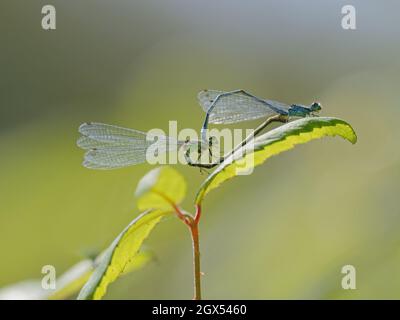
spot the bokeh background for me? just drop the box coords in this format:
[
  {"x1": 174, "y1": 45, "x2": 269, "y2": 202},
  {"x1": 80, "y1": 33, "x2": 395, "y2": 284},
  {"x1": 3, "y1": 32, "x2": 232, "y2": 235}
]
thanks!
[{"x1": 1, "y1": 0, "x2": 399, "y2": 299}]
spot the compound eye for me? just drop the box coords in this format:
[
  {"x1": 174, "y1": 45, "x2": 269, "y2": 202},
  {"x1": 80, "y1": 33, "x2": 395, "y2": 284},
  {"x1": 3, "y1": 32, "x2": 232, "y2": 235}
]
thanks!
[{"x1": 312, "y1": 102, "x2": 321, "y2": 110}]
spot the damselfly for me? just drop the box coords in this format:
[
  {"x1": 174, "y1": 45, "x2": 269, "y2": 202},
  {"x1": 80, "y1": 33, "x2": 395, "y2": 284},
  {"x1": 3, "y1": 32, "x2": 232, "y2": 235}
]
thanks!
[
  {"x1": 198, "y1": 89, "x2": 321, "y2": 142},
  {"x1": 77, "y1": 122, "x2": 218, "y2": 170},
  {"x1": 77, "y1": 91, "x2": 322, "y2": 170},
  {"x1": 194, "y1": 89, "x2": 322, "y2": 167}
]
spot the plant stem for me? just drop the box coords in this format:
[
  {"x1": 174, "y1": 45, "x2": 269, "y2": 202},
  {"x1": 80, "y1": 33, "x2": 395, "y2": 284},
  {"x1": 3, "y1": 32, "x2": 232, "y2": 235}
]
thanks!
[
  {"x1": 171, "y1": 203, "x2": 203, "y2": 299},
  {"x1": 190, "y1": 218, "x2": 201, "y2": 300}
]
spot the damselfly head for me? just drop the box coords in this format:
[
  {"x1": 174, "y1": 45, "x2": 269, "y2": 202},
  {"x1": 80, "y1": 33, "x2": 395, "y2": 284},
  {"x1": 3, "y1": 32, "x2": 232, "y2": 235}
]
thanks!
[{"x1": 310, "y1": 102, "x2": 322, "y2": 112}]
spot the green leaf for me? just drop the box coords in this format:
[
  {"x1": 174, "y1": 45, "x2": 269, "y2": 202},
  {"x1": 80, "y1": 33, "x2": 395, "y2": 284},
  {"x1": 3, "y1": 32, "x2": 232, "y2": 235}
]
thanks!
[
  {"x1": 135, "y1": 166, "x2": 186, "y2": 211},
  {"x1": 119, "y1": 249, "x2": 155, "y2": 276},
  {"x1": 195, "y1": 117, "x2": 357, "y2": 204},
  {"x1": 49, "y1": 250, "x2": 154, "y2": 300},
  {"x1": 77, "y1": 209, "x2": 170, "y2": 300}
]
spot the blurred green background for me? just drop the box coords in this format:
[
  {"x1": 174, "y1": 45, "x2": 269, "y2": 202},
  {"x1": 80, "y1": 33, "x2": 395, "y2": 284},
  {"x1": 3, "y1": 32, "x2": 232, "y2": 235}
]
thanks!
[{"x1": 1, "y1": 0, "x2": 399, "y2": 299}]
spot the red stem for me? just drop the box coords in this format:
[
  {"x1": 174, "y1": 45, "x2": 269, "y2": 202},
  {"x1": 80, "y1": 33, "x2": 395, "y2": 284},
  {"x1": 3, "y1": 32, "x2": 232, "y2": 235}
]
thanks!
[
  {"x1": 190, "y1": 221, "x2": 201, "y2": 300},
  {"x1": 156, "y1": 190, "x2": 202, "y2": 299},
  {"x1": 194, "y1": 204, "x2": 201, "y2": 224}
]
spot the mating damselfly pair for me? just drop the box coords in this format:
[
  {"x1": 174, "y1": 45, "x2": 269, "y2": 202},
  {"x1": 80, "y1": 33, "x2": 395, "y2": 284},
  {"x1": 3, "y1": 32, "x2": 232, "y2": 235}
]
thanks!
[{"x1": 77, "y1": 89, "x2": 322, "y2": 170}]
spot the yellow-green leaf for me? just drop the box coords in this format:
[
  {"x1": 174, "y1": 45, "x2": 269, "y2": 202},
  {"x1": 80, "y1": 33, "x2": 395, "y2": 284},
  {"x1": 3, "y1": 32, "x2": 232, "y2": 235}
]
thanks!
[
  {"x1": 49, "y1": 250, "x2": 154, "y2": 300},
  {"x1": 196, "y1": 117, "x2": 357, "y2": 204},
  {"x1": 77, "y1": 209, "x2": 170, "y2": 300},
  {"x1": 135, "y1": 166, "x2": 186, "y2": 211},
  {"x1": 119, "y1": 249, "x2": 155, "y2": 276}
]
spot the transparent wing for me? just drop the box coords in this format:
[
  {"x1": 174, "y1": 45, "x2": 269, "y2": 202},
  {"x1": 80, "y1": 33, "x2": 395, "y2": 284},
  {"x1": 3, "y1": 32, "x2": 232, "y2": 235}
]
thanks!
[
  {"x1": 81, "y1": 144, "x2": 150, "y2": 169},
  {"x1": 78, "y1": 122, "x2": 156, "y2": 146},
  {"x1": 198, "y1": 90, "x2": 225, "y2": 112},
  {"x1": 199, "y1": 90, "x2": 291, "y2": 124},
  {"x1": 77, "y1": 122, "x2": 182, "y2": 169}
]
